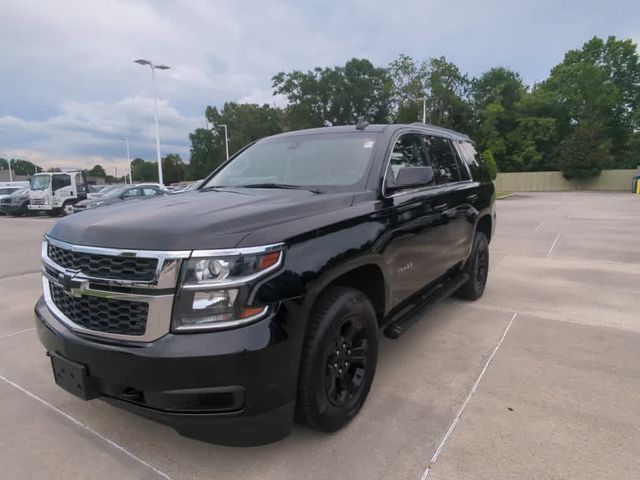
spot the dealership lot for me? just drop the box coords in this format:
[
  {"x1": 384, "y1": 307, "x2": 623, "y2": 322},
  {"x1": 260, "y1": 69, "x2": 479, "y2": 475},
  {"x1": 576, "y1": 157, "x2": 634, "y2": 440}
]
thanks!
[{"x1": 1, "y1": 192, "x2": 639, "y2": 479}]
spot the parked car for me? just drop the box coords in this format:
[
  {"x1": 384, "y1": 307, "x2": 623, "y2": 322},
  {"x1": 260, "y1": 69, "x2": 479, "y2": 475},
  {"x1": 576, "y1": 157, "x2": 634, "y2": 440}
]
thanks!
[
  {"x1": 35, "y1": 123, "x2": 495, "y2": 446},
  {"x1": 0, "y1": 188, "x2": 32, "y2": 216},
  {"x1": 72, "y1": 184, "x2": 168, "y2": 212},
  {"x1": 86, "y1": 184, "x2": 108, "y2": 199},
  {"x1": 0, "y1": 185, "x2": 26, "y2": 207},
  {"x1": 172, "y1": 179, "x2": 204, "y2": 193}
]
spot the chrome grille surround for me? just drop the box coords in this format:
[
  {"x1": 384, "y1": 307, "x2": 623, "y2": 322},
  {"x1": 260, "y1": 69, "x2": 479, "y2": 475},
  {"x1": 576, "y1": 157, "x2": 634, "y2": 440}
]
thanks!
[{"x1": 41, "y1": 236, "x2": 190, "y2": 342}]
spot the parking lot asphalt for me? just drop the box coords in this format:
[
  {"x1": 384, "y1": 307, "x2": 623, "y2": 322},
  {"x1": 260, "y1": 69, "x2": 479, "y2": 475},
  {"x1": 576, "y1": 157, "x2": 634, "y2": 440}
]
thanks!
[{"x1": 1, "y1": 192, "x2": 639, "y2": 479}]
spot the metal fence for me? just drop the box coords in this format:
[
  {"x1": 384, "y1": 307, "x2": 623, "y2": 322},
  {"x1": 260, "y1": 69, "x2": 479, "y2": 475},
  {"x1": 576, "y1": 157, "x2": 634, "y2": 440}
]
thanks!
[{"x1": 494, "y1": 169, "x2": 640, "y2": 192}]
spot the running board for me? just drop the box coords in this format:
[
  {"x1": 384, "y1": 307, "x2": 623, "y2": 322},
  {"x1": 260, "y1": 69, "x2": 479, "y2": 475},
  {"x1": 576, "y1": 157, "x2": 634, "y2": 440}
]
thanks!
[{"x1": 383, "y1": 273, "x2": 469, "y2": 339}]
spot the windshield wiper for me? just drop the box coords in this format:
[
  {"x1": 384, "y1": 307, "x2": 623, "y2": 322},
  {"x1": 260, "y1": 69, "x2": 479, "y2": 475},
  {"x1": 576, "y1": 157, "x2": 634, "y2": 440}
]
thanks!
[{"x1": 239, "y1": 183, "x2": 321, "y2": 194}]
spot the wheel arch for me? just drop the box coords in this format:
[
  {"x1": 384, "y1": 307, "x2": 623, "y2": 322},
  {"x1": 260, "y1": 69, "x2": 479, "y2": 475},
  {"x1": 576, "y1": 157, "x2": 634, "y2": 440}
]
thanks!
[
  {"x1": 304, "y1": 262, "x2": 390, "y2": 328},
  {"x1": 476, "y1": 214, "x2": 493, "y2": 243}
]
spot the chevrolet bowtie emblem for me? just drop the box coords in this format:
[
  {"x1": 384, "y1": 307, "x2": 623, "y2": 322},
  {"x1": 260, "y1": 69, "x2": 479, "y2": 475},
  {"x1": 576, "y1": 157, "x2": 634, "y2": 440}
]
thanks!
[{"x1": 58, "y1": 271, "x2": 88, "y2": 298}]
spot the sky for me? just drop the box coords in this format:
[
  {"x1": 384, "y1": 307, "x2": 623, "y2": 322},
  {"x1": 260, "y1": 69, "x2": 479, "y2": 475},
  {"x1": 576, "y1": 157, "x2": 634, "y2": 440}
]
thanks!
[{"x1": 1, "y1": 0, "x2": 638, "y2": 173}]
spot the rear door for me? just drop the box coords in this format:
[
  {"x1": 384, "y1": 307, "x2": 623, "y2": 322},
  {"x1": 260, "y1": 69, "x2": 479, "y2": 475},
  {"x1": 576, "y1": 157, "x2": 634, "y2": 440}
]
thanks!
[
  {"x1": 381, "y1": 132, "x2": 454, "y2": 305},
  {"x1": 424, "y1": 135, "x2": 477, "y2": 265}
]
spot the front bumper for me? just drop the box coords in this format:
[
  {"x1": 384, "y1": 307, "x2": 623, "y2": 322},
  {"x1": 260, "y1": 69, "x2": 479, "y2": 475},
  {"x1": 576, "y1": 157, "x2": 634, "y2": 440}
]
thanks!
[
  {"x1": 29, "y1": 204, "x2": 54, "y2": 211},
  {"x1": 35, "y1": 296, "x2": 305, "y2": 445},
  {"x1": 1, "y1": 203, "x2": 26, "y2": 214}
]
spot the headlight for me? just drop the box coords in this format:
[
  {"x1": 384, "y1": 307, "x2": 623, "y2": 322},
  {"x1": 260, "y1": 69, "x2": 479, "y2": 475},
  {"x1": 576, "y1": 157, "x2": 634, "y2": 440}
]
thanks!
[{"x1": 172, "y1": 245, "x2": 284, "y2": 332}]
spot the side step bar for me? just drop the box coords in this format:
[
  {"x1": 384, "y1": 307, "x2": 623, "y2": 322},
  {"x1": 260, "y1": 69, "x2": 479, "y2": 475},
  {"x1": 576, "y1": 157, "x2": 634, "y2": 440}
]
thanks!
[{"x1": 383, "y1": 273, "x2": 469, "y2": 339}]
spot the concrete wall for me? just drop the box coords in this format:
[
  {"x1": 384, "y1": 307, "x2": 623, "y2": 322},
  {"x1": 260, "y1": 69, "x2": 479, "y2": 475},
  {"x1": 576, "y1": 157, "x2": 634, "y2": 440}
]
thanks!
[{"x1": 494, "y1": 169, "x2": 640, "y2": 192}]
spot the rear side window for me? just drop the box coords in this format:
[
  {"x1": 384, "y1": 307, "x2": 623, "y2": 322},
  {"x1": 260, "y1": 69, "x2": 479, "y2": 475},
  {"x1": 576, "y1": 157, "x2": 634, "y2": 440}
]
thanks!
[
  {"x1": 458, "y1": 141, "x2": 487, "y2": 181},
  {"x1": 423, "y1": 136, "x2": 464, "y2": 185},
  {"x1": 387, "y1": 133, "x2": 429, "y2": 182},
  {"x1": 142, "y1": 188, "x2": 159, "y2": 196}
]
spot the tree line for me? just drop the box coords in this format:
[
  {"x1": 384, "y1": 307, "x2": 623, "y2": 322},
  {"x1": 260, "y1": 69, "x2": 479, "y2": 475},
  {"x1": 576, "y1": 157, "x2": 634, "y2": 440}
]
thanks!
[
  {"x1": 4, "y1": 36, "x2": 637, "y2": 183},
  {"x1": 189, "y1": 35, "x2": 639, "y2": 180}
]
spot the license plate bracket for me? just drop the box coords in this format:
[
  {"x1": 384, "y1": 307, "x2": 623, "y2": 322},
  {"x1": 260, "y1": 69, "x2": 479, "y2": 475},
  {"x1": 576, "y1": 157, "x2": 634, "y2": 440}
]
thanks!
[{"x1": 49, "y1": 353, "x2": 99, "y2": 400}]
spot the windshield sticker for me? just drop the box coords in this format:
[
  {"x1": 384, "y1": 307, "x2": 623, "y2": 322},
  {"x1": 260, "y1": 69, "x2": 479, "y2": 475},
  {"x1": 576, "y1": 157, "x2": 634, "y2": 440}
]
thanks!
[{"x1": 363, "y1": 140, "x2": 375, "y2": 149}]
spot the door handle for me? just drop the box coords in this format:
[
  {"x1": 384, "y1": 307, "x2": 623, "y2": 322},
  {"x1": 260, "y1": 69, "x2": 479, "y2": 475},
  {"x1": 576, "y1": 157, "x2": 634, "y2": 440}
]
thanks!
[
  {"x1": 467, "y1": 193, "x2": 478, "y2": 202},
  {"x1": 434, "y1": 203, "x2": 448, "y2": 211}
]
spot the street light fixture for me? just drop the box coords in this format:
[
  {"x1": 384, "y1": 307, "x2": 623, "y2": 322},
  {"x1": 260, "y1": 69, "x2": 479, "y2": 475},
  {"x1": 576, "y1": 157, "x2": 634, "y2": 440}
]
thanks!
[
  {"x1": 122, "y1": 137, "x2": 132, "y2": 184},
  {"x1": 134, "y1": 58, "x2": 170, "y2": 186}
]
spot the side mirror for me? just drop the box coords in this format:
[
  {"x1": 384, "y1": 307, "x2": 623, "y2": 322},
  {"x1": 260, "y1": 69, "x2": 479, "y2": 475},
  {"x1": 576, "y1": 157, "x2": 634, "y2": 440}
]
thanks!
[{"x1": 388, "y1": 166, "x2": 434, "y2": 192}]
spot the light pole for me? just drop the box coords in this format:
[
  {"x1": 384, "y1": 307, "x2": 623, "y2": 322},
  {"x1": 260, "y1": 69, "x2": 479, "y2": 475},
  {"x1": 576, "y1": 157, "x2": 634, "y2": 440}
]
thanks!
[
  {"x1": 417, "y1": 97, "x2": 427, "y2": 124},
  {"x1": 217, "y1": 124, "x2": 229, "y2": 161},
  {"x1": 122, "y1": 137, "x2": 132, "y2": 184},
  {"x1": 134, "y1": 59, "x2": 170, "y2": 186},
  {"x1": 8, "y1": 159, "x2": 13, "y2": 182}
]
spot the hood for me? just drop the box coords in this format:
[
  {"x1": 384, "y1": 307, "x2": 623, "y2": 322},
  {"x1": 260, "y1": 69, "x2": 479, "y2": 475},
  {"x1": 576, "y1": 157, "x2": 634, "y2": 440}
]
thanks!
[{"x1": 47, "y1": 188, "x2": 355, "y2": 250}]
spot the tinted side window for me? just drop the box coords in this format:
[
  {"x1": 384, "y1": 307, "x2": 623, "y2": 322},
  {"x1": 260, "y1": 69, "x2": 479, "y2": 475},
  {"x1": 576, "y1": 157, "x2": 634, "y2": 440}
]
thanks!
[
  {"x1": 423, "y1": 136, "x2": 462, "y2": 185},
  {"x1": 459, "y1": 141, "x2": 488, "y2": 181},
  {"x1": 142, "y1": 188, "x2": 159, "y2": 196},
  {"x1": 122, "y1": 188, "x2": 141, "y2": 198},
  {"x1": 52, "y1": 174, "x2": 71, "y2": 191},
  {"x1": 387, "y1": 133, "x2": 428, "y2": 183}
]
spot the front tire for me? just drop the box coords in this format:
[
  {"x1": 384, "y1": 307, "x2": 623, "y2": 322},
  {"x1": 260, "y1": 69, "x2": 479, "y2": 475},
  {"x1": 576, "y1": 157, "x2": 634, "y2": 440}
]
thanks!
[
  {"x1": 297, "y1": 287, "x2": 378, "y2": 432},
  {"x1": 455, "y1": 231, "x2": 489, "y2": 300},
  {"x1": 61, "y1": 202, "x2": 75, "y2": 216}
]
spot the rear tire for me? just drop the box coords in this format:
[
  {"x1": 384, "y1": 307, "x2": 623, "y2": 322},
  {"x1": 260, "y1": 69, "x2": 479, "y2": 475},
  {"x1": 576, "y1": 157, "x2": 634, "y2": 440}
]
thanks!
[
  {"x1": 296, "y1": 287, "x2": 378, "y2": 432},
  {"x1": 455, "y1": 231, "x2": 489, "y2": 300}
]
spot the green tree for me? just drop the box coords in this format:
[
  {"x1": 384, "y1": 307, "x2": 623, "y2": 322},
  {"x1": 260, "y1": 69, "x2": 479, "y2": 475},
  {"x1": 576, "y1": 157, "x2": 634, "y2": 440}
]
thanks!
[
  {"x1": 162, "y1": 154, "x2": 186, "y2": 184},
  {"x1": 482, "y1": 149, "x2": 498, "y2": 180},
  {"x1": 189, "y1": 127, "x2": 222, "y2": 180},
  {"x1": 189, "y1": 102, "x2": 285, "y2": 179},
  {"x1": 0, "y1": 158, "x2": 42, "y2": 175},
  {"x1": 423, "y1": 56, "x2": 473, "y2": 131},
  {"x1": 387, "y1": 54, "x2": 427, "y2": 123},
  {"x1": 87, "y1": 164, "x2": 107, "y2": 178},
  {"x1": 273, "y1": 58, "x2": 393, "y2": 128},
  {"x1": 130, "y1": 158, "x2": 158, "y2": 182},
  {"x1": 559, "y1": 124, "x2": 612, "y2": 179},
  {"x1": 471, "y1": 67, "x2": 528, "y2": 171}
]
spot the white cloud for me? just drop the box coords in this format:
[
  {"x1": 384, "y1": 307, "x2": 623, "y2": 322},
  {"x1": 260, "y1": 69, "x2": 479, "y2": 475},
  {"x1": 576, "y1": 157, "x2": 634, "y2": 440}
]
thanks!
[{"x1": 0, "y1": 96, "x2": 201, "y2": 169}]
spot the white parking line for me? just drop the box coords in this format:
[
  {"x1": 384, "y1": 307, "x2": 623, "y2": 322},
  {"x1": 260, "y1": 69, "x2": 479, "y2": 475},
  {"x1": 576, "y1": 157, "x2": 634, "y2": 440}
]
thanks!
[
  {"x1": 0, "y1": 328, "x2": 34, "y2": 341},
  {"x1": 546, "y1": 233, "x2": 561, "y2": 258},
  {"x1": 420, "y1": 312, "x2": 518, "y2": 479},
  {"x1": 0, "y1": 374, "x2": 172, "y2": 480},
  {"x1": 533, "y1": 218, "x2": 547, "y2": 231}
]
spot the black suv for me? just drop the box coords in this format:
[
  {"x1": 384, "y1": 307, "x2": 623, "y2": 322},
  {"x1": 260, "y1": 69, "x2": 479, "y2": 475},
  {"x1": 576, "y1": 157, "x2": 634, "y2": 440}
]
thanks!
[{"x1": 35, "y1": 124, "x2": 495, "y2": 445}]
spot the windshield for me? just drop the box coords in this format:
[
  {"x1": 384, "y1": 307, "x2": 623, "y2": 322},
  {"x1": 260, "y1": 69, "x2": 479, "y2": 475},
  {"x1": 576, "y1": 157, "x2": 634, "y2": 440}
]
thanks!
[
  {"x1": 30, "y1": 175, "x2": 50, "y2": 191},
  {"x1": 204, "y1": 133, "x2": 379, "y2": 192},
  {"x1": 0, "y1": 187, "x2": 22, "y2": 195}
]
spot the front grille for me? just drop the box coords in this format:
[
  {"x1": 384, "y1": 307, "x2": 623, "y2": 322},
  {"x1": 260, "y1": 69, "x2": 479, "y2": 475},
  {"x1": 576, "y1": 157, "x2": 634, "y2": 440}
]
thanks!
[
  {"x1": 1, "y1": 198, "x2": 11, "y2": 205},
  {"x1": 49, "y1": 282, "x2": 148, "y2": 336},
  {"x1": 48, "y1": 243, "x2": 158, "y2": 281},
  {"x1": 31, "y1": 198, "x2": 45, "y2": 205}
]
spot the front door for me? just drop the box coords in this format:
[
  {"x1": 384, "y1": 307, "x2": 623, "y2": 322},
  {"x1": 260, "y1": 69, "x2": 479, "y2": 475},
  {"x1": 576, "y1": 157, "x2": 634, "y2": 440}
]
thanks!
[{"x1": 380, "y1": 132, "x2": 454, "y2": 306}]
